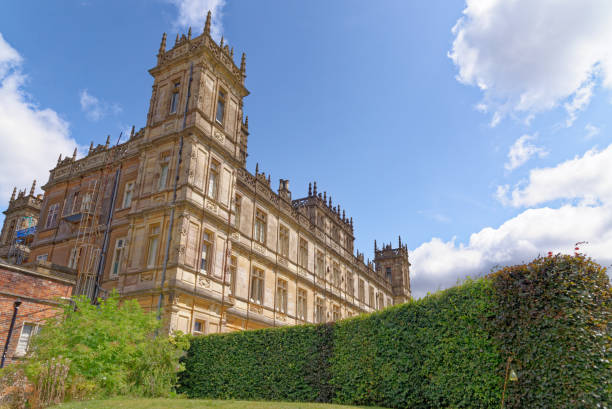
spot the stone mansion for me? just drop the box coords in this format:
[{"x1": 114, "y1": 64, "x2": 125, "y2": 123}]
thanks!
[{"x1": 0, "y1": 12, "x2": 411, "y2": 334}]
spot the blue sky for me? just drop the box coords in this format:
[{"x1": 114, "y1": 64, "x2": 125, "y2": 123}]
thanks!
[{"x1": 1, "y1": 0, "x2": 611, "y2": 296}]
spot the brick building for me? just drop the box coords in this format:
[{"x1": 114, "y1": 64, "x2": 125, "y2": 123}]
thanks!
[
  {"x1": 2, "y1": 12, "x2": 411, "y2": 335},
  {"x1": 0, "y1": 262, "x2": 74, "y2": 366}
]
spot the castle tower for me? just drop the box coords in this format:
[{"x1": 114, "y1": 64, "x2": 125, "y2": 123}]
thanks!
[
  {"x1": 374, "y1": 237, "x2": 411, "y2": 304},
  {"x1": 0, "y1": 181, "x2": 42, "y2": 264}
]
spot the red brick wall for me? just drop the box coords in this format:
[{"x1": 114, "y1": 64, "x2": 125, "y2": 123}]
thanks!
[{"x1": 0, "y1": 265, "x2": 73, "y2": 366}]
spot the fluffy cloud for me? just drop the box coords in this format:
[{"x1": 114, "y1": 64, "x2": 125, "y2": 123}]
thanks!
[
  {"x1": 0, "y1": 33, "x2": 77, "y2": 208},
  {"x1": 449, "y1": 0, "x2": 612, "y2": 125},
  {"x1": 411, "y1": 142, "x2": 612, "y2": 298},
  {"x1": 505, "y1": 134, "x2": 547, "y2": 171},
  {"x1": 169, "y1": 0, "x2": 225, "y2": 40},
  {"x1": 585, "y1": 123, "x2": 600, "y2": 139},
  {"x1": 79, "y1": 89, "x2": 121, "y2": 122}
]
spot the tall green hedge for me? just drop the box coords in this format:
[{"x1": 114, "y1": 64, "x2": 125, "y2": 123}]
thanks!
[{"x1": 179, "y1": 255, "x2": 611, "y2": 408}]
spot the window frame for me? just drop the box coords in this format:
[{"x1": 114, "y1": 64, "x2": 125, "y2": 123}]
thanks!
[
  {"x1": 215, "y1": 89, "x2": 226, "y2": 124},
  {"x1": 276, "y1": 278, "x2": 288, "y2": 314},
  {"x1": 315, "y1": 297, "x2": 326, "y2": 323},
  {"x1": 233, "y1": 195, "x2": 241, "y2": 228},
  {"x1": 15, "y1": 323, "x2": 41, "y2": 357},
  {"x1": 146, "y1": 224, "x2": 161, "y2": 268},
  {"x1": 207, "y1": 160, "x2": 220, "y2": 200},
  {"x1": 110, "y1": 237, "x2": 126, "y2": 278},
  {"x1": 297, "y1": 288, "x2": 307, "y2": 321},
  {"x1": 250, "y1": 267, "x2": 265, "y2": 305},
  {"x1": 158, "y1": 162, "x2": 169, "y2": 191},
  {"x1": 254, "y1": 209, "x2": 267, "y2": 244},
  {"x1": 200, "y1": 230, "x2": 213, "y2": 274},
  {"x1": 298, "y1": 238, "x2": 308, "y2": 268},
  {"x1": 279, "y1": 225, "x2": 289, "y2": 258},
  {"x1": 193, "y1": 319, "x2": 206, "y2": 335},
  {"x1": 315, "y1": 251, "x2": 325, "y2": 278},
  {"x1": 169, "y1": 82, "x2": 180, "y2": 114},
  {"x1": 45, "y1": 203, "x2": 59, "y2": 228},
  {"x1": 122, "y1": 181, "x2": 134, "y2": 208}
]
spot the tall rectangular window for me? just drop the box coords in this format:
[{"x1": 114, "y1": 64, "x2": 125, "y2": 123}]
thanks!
[
  {"x1": 254, "y1": 210, "x2": 266, "y2": 244},
  {"x1": 71, "y1": 191, "x2": 80, "y2": 214},
  {"x1": 358, "y1": 279, "x2": 365, "y2": 303},
  {"x1": 216, "y1": 90, "x2": 226, "y2": 124},
  {"x1": 123, "y1": 181, "x2": 134, "y2": 208},
  {"x1": 315, "y1": 297, "x2": 326, "y2": 323},
  {"x1": 208, "y1": 160, "x2": 219, "y2": 199},
  {"x1": 81, "y1": 192, "x2": 92, "y2": 212},
  {"x1": 315, "y1": 251, "x2": 324, "y2": 278},
  {"x1": 250, "y1": 268, "x2": 265, "y2": 305},
  {"x1": 276, "y1": 278, "x2": 288, "y2": 313},
  {"x1": 369, "y1": 286, "x2": 375, "y2": 308},
  {"x1": 159, "y1": 163, "x2": 169, "y2": 191},
  {"x1": 147, "y1": 224, "x2": 161, "y2": 268},
  {"x1": 15, "y1": 323, "x2": 40, "y2": 356},
  {"x1": 386, "y1": 267, "x2": 392, "y2": 283},
  {"x1": 347, "y1": 273, "x2": 354, "y2": 296},
  {"x1": 279, "y1": 225, "x2": 289, "y2": 257},
  {"x1": 110, "y1": 237, "x2": 126, "y2": 278},
  {"x1": 297, "y1": 288, "x2": 307, "y2": 321},
  {"x1": 169, "y1": 83, "x2": 180, "y2": 113},
  {"x1": 332, "y1": 262, "x2": 341, "y2": 288},
  {"x1": 229, "y1": 255, "x2": 237, "y2": 294},
  {"x1": 233, "y1": 195, "x2": 241, "y2": 228},
  {"x1": 200, "y1": 231, "x2": 212, "y2": 274},
  {"x1": 299, "y1": 238, "x2": 308, "y2": 268},
  {"x1": 45, "y1": 203, "x2": 59, "y2": 228},
  {"x1": 332, "y1": 304, "x2": 341, "y2": 321},
  {"x1": 68, "y1": 247, "x2": 80, "y2": 269}
]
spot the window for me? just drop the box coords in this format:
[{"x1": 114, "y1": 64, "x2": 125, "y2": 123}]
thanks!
[
  {"x1": 299, "y1": 238, "x2": 308, "y2": 268},
  {"x1": 358, "y1": 279, "x2": 365, "y2": 303},
  {"x1": 233, "y1": 195, "x2": 241, "y2": 228},
  {"x1": 250, "y1": 268, "x2": 265, "y2": 305},
  {"x1": 147, "y1": 224, "x2": 161, "y2": 268},
  {"x1": 15, "y1": 323, "x2": 41, "y2": 356},
  {"x1": 36, "y1": 254, "x2": 48, "y2": 263},
  {"x1": 297, "y1": 288, "x2": 307, "y2": 321},
  {"x1": 45, "y1": 203, "x2": 59, "y2": 228},
  {"x1": 71, "y1": 191, "x2": 80, "y2": 214},
  {"x1": 159, "y1": 163, "x2": 169, "y2": 191},
  {"x1": 169, "y1": 83, "x2": 180, "y2": 114},
  {"x1": 68, "y1": 247, "x2": 80, "y2": 269},
  {"x1": 216, "y1": 90, "x2": 226, "y2": 124},
  {"x1": 332, "y1": 304, "x2": 341, "y2": 321},
  {"x1": 386, "y1": 267, "x2": 392, "y2": 283},
  {"x1": 207, "y1": 160, "x2": 219, "y2": 199},
  {"x1": 332, "y1": 225, "x2": 339, "y2": 241},
  {"x1": 369, "y1": 286, "x2": 375, "y2": 308},
  {"x1": 315, "y1": 297, "x2": 326, "y2": 323},
  {"x1": 347, "y1": 273, "x2": 354, "y2": 296},
  {"x1": 81, "y1": 192, "x2": 92, "y2": 212},
  {"x1": 193, "y1": 319, "x2": 206, "y2": 335},
  {"x1": 276, "y1": 278, "x2": 288, "y2": 313},
  {"x1": 332, "y1": 262, "x2": 341, "y2": 288},
  {"x1": 110, "y1": 237, "x2": 126, "y2": 278},
  {"x1": 229, "y1": 255, "x2": 237, "y2": 294},
  {"x1": 254, "y1": 210, "x2": 266, "y2": 244},
  {"x1": 279, "y1": 225, "x2": 289, "y2": 257},
  {"x1": 200, "y1": 231, "x2": 213, "y2": 274},
  {"x1": 315, "y1": 251, "x2": 325, "y2": 278},
  {"x1": 123, "y1": 181, "x2": 134, "y2": 208}
]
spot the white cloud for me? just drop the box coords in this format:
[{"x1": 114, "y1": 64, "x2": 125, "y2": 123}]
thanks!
[
  {"x1": 412, "y1": 141, "x2": 612, "y2": 298},
  {"x1": 79, "y1": 89, "x2": 121, "y2": 122},
  {"x1": 505, "y1": 134, "x2": 548, "y2": 171},
  {"x1": 449, "y1": 0, "x2": 612, "y2": 125},
  {"x1": 0, "y1": 33, "x2": 77, "y2": 209},
  {"x1": 170, "y1": 0, "x2": 225, "y2": 40},
  {"x1": 585, "y1": 123, "x2": 600, "y2": 139}
]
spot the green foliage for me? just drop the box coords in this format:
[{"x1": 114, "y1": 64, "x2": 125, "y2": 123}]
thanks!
[
  {"x1": 180, "y1": 255, "x2": 611, "y2": 409},
  {"x1": 25, "y1": 291, "x2": 189, "y2": 399},
  {"x1": 490, "y1": 255, "x2": 612, "y2": 408}
]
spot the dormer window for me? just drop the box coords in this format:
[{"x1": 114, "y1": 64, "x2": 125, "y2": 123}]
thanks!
[
  {"x1": 216, "y1": 90, "x2": 226, "y2": 124},
  {"x1": 169, "y1": 83, "x2": 180, "y2": 113}
]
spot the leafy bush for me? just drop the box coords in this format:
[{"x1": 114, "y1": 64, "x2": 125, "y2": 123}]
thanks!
[
  {"x1": 180, "y1": 255, "x2": 611, "y2": 409},
  {"x1": 24, "y1": 291, "x2": 189, "y2": 399},
  {"x1": 490, "y1": 255, "x2": 612, "y2": 408}
]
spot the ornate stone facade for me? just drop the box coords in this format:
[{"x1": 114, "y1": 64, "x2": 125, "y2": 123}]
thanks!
[
  {"x1": 12, "y1": 12, "x2": 411, "y2": 334},
  {"x1": 0, "y1": 182, "x2": 42, "y2": 264}
]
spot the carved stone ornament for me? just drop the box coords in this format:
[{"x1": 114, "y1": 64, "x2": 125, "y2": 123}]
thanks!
[{"x1": 198, "y1": 276, "x2": 211, "y2": 288}]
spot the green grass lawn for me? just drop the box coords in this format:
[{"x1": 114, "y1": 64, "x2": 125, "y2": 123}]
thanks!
[{"x1": 49, "y1": 398, "x2": 387, "y2": 409}]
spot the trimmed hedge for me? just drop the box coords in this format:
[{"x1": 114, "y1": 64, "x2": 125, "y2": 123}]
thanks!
[{"x1": 179, "y1": 255, "x2": 611, "y2": 408}]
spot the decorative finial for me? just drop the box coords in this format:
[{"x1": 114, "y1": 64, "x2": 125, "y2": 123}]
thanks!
[
  {"x1": 105, "y1": 135, "x2": 110, "y2": 147},
  {"x1": 10, "y1": 187, "x2": 16, "y2": 202},
  {"x1": 204, "y1": 10, "x2": 212, "y2": 35},
  {"x1": 72, "y1": 148, "x2": 77, "y2": 159},
  {"x1": 313, "y1": 181, "x2": 317, "y2": 196},
  {"x1": 220, "y1": 36, "x2": 224, "y2": 47},
  {"x1": 267, "y1": 174, "x2": 271, "y2": 184},
  {"x1": 374, "y1": 239, "x2": 377, "y2": 252},
  {"x1": 323, "y1": 191, "x2": 327, "y2": 202},
  {"x1": 187, "y1": 27, "x2": 192, "y2": 40},
  {"x1": 159, "y1": 32, "x2": 167, "y2": 54},
  {"x1": 398, "y1": 235, "x2": 402, "y2": 248},
  {"x1": 130, "y1": 125, "x2": 135, "y2": 138},
  {"x1": 350, "y1": 217, "x2": 353, "y2": 226},
  {"x1": 230, "y1": 47, "x2": 234, "y2": 58},
  {"x1": 30, "y1": 180, "x2": 36, "y2": 196},
  {"x1": 342, "y1": 210, "x2": 346, "y2": 220},
  {"x1": 57, "y1": 154, "x2": 62, "y2": 164},
  {"x1": 308, "y1": 182, "x2": 312, "y2": 196},
  {"x1": 255, "y1": 163, "x2": 259, "y2": 175},
  {"x1": 244, "y1": 115, "x2": 249, "y2": 129},
  {"x1": 89, "y1": 141, "x2": 94, "y2": 153},
  {"x1": 175, "y1": 34, "x2": 179, "y2": 45},
  {"x1": 329, "y1": 196, "x2": 332, "y2": 208},
  {"x1": 240, "y1": 52, "x2": 246, "y2": 74}
]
